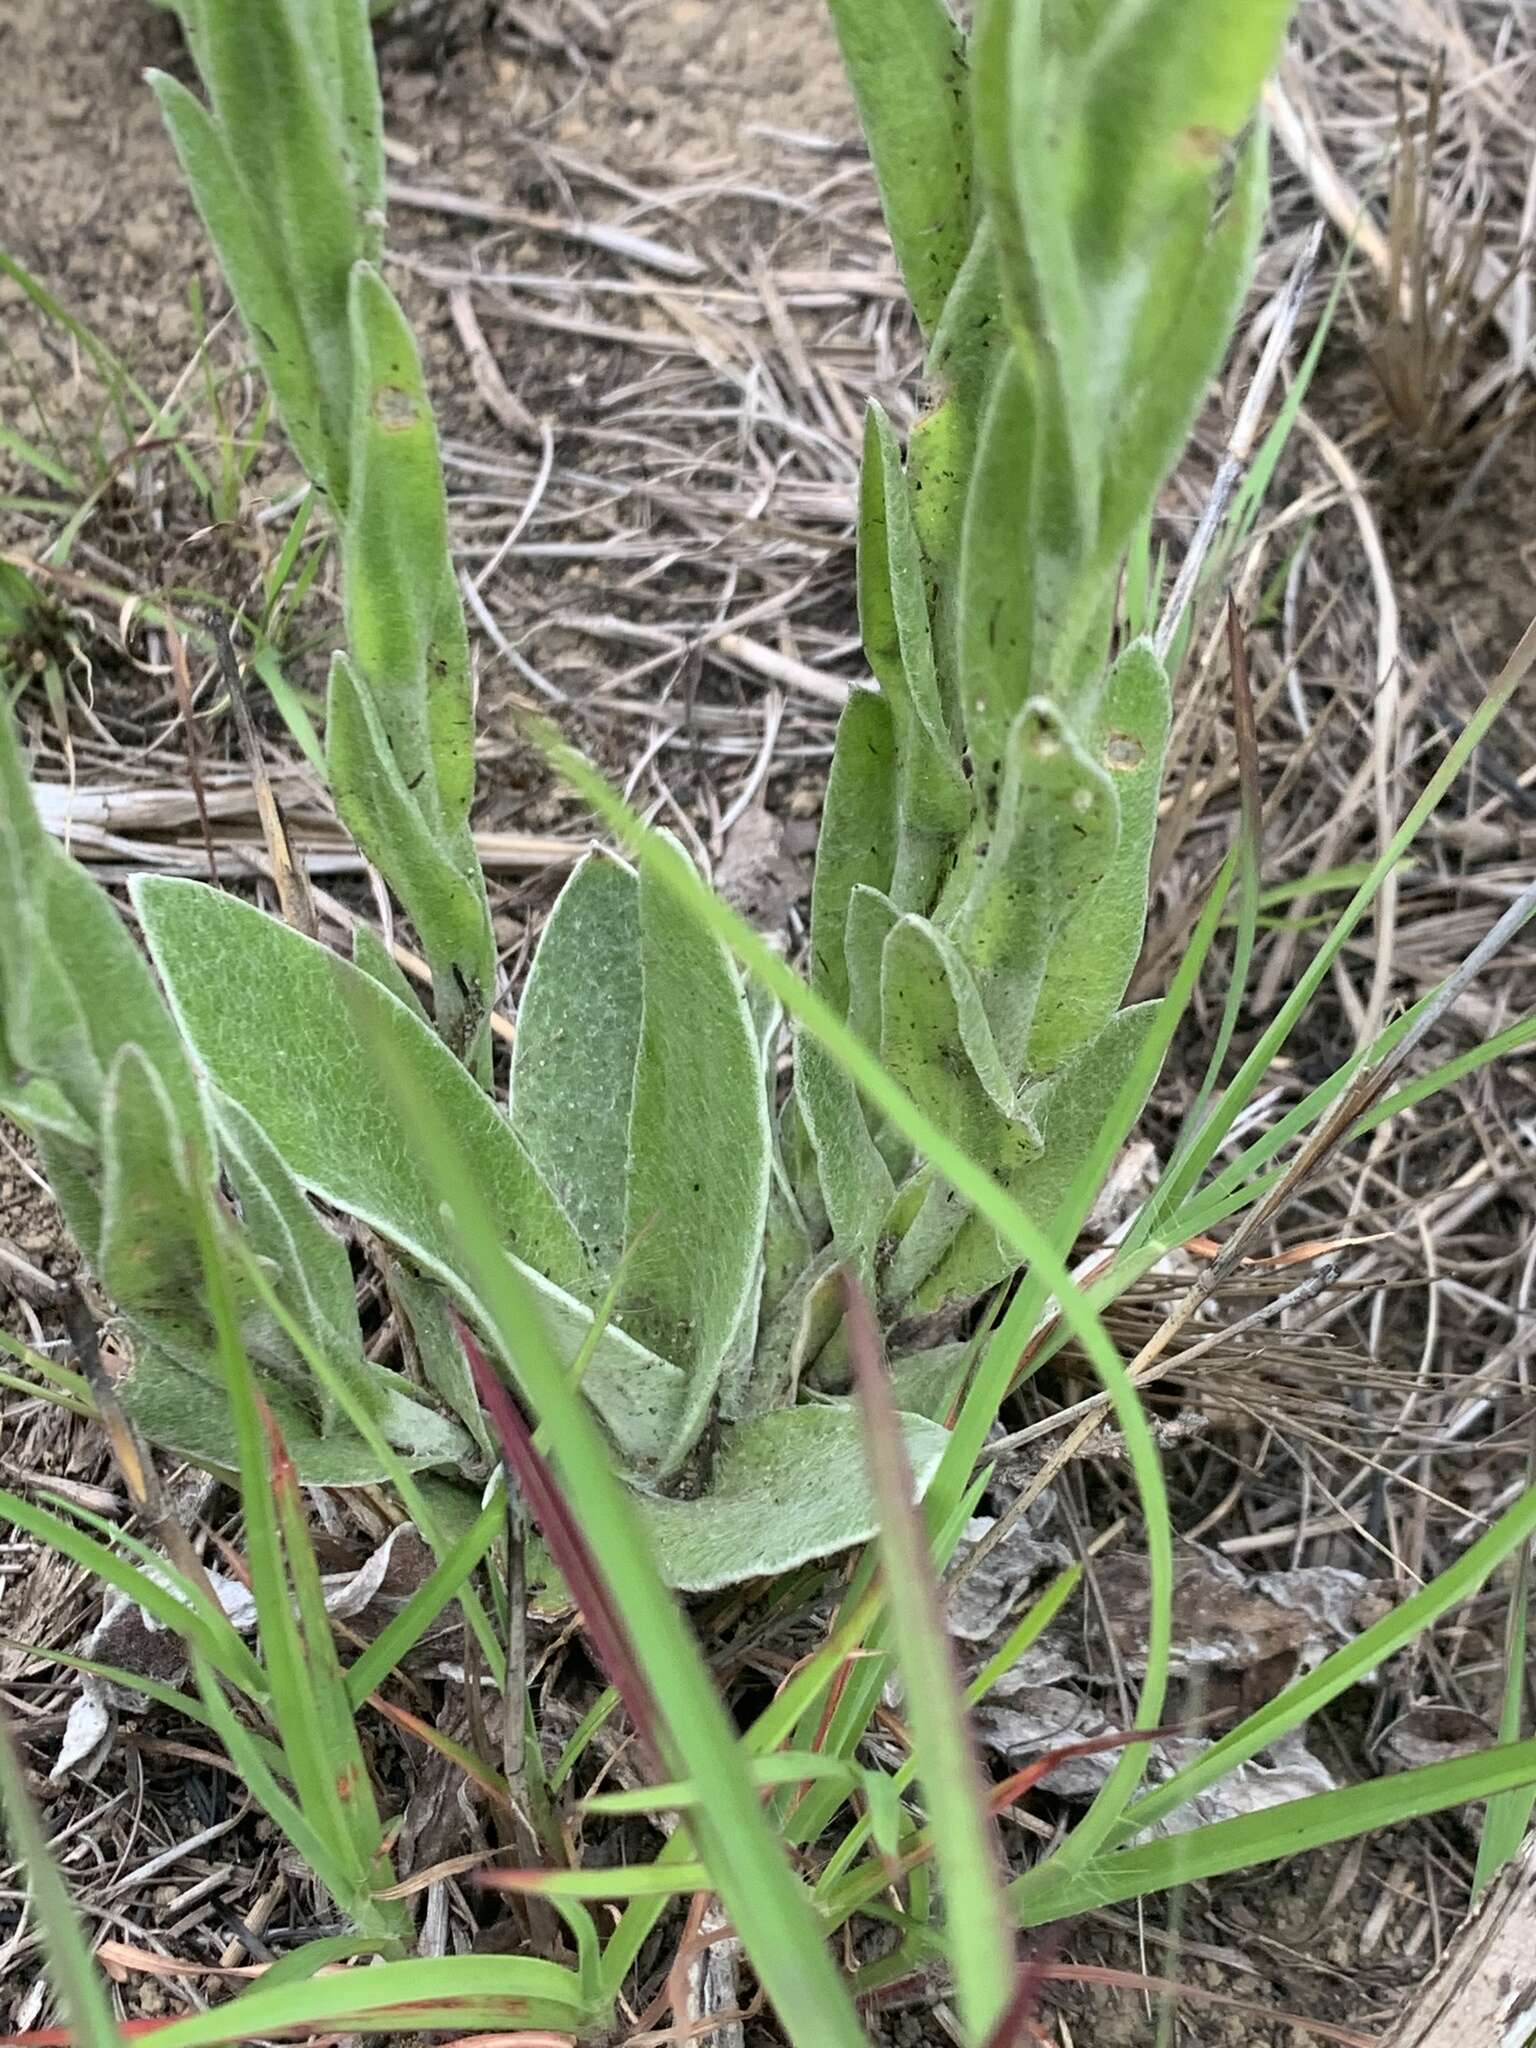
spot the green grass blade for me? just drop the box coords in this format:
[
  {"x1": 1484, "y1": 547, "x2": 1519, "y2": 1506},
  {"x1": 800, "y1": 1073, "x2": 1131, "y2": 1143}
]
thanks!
[
  {"x1": 120, "y1": 1954, "x2": 593, "y2": 2048},
  {"x1": 1095, "y1": 1478, "x2": 1536, "y2": 1853},
  {"x1": 0, "y1": 1484, "x2": 262, "y2": 1694},
  {"x1": 0, "y1": 422, "x2": 84, "y2": 495},
  {"x1": 843, "y1": 1272, "x2": 1015, "y2": 2040},
  {"x1": 1139, "y1": 615, "x2": 1536, "y2": 1239},
  {"x1": 0, "y1": 1718, "x2": 122, "y2": 2048},
  {"x1": 230, "y1": 1239, "x2": 506, "y2": 1682},
  {"x1": 268, "y1": 1410, "x2": 400, "y2": 1915},
  {"x1": 188, "y1": 1195, "x2": 350, "y2": 1868},
  {"x1": 1474, "y1": 1543, "x2": 1533, "y2": 1893},
  {"x1": 343, "y1": 1483, "x2": 506, "y2": 1709},
  {"x1": 191, "y1": 1651, "x2": 352, "y2": 1901},
  {"x1": 1014, "y1": 1738, "x2": 1536, "y2": 1926}
]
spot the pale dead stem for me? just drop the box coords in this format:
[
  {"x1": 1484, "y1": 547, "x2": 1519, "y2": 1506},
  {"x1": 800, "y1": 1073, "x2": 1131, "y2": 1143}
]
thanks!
[{"x1": 1296, "y1": 409, "x2": 1405, "y2": 1050}]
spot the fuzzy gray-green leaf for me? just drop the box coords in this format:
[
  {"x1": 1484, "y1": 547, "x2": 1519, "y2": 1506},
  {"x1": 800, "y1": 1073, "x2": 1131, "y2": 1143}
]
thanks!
[
  {"x1": 148, "y1": 73, "x2": 338, "y2": 495},
  {"x1": 843, "y1": 883, "x2": 902, "y2": 1056},
  {"x1": 795, "y1": 1037, "x2": 894, "y2": 1264},
  {"x1": 1095, "y1": 132, "x2": 1267, "y2": 583},
  {"x1": 633, "y1": 1404, "x2": 950, "y2": 1593},
  {"x1": 956, "y1": 349, "x2": 1036, "y2": 807},
  {"x1": 859, "y1": 403, "x2": 970, "y2": 909},
  {"x1": 99, "y1": 1047, "x2": 243, "y2": 1376},
  {"x1": 823, "y1": 0, "x2": 974, "y2": 338},
  {"x1": 908, "y1": 222, "x2": 1003, "y2": 603},
  {"x1": 213, "y1": 1091, "x2": 368, "y2": 1437},
  {"x1": 510, "y1": 852, "x2": 642, "y2": 1281},
  {"x1": 120, "y1": 1346, "x2": 462, "y2": 1485},
  {"x1": 808, "y1": 688, "x2": 897, "y2": 1013},
  {"x1": 102, "y1": 1051, "x2": 465, "y2": 1472},
  {"x1": 949, "y1": 699, "x2": 1120, "y2": 1071},
  {"x1": 153, "y1": 0, "x2": 376, "y2": 507},
  {"x1": 914, "y1": 1001, "x2": 1160, "y2": 1308},
  {"x1": 0, "y1": 702, "x2": 207, "y2": 1160},
  {"x1": 879, "y1": 914, "x2": 1040, "y2": 1174},
  {"x1": 971, "y1": 1, "x2": 1099, "y2": 580},
  {"x1": 344, "y1": 263, "x2": 476, "y2": 832},
  {"x1": 1069, "y1": 0, "x2": 1290, "y2": 276},
  {"x1": 326, "y1": 650, "x2": 494, "y2": 1070},
  {"x1": 622, "y1": 836, "x2": 771, "y2": 1466},
  {"x1": 133, "y1": 878, "x2": 589, "y2": 1300},
  {"x1": 351, "y1": 924, "x2": 428, "y2": 1021},
  {"x1": 1026, "y1": 639, "x2": 1170, "y2": 1071}
]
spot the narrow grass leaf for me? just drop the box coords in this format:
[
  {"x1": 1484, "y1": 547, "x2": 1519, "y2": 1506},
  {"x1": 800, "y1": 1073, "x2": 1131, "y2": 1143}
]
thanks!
[
  {"x1": 1014, "y1": 1738, "x2": 1536, "y2": 1926},
  {"x1": 1474, "y1": 1544, "x2": 1533, "y2": 1893},
  {"x1": 343, "y1": 1484, "x2": 506, "y2": 1709},
  {"x1": 0, "y1": 1720, "x2": 122, "y2": 2048},
  {"x1": 0, "y1": 1487, "x2": 261, "y2": 1694},
  {"x1": 112, "y1": 1955, "x2": 593, "y2": 2048},
  {"x1": 462, "y1": 1322, "x2": 660, "y2": 1765},
  {"x1": 843, "y1": 1270, "x2": 1015, "y2": 2040}
]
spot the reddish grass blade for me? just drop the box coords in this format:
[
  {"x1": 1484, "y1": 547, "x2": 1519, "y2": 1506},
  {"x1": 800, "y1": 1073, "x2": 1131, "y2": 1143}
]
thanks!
[
  {"x1": 458, "y1": 1320, "x2": 659, "y2": 1767},
  {"x1": 987, "y1": 1725, "x2": 1184, "y2": 1817},
  {"x1": 978, "y1": 1938, "x2": 1059, "y2": 2048}
]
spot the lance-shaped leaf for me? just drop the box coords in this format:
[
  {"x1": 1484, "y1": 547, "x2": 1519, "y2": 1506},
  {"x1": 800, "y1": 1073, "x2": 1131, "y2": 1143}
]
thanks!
[
  {"x1": 879, "y1": 1167, "x2": 971, "y2": 1313},
  {"x1": 735, "y1": 1240, "x2": 844, "y2": 1421},
  {"x1": 947, "y1": 699, "x2": 1120, "y2": 1072},
  {"x1": 344, "y1": 263, "x2": 476, "y2": 834},
  {"x1": 0, "y1": 701, "x2": 208, "y2": 1231},
  {"x1": 100, "y1": 1050, "x2": 467, "y2": 1481},
  {"x1": 1094, "y1": 131, "x2": 1268, "y2": 584},
  {"x1": 1069, "y1": 0, "x2": 1291, "y2": 277},
  {"x1": 621, "y1": 835, "x2": 772, "y2": 1471},
  {"x1": 956, "y1": 348, "x2": 1037, "y2": 806},
  {"x1": 119, "y1": 1344, "x2": 464, "y2": 1486},
  {"x1": 795, "y1": 1037, "x2": 894, "y2": 1266},
  {"x1": 149, "y1": 76, "x2": 335, "y2": 493},
  {"x1": 133, "y1": 878, "x2": 587, "y2": 1299},
  {"x1": 1025, "y1": 639, "x2": 1170, "y2": 1072},
  {"x1": 844, "y1": 883, "x2": 902, "y2": 1057},
  {"x1": 632, "y1": 1404, "x2": 951, "y2": 1594},
  {"x1": 292, "y1": 0, "x2": 387, "y2": 234},
  {"x1": 509, "y1": 852, "x2": 642, "y2": 1282},
  {"x1": 859, "y1": 403, "x2": 970, "y2": 910},
  {"x1": 823, "y1": 0, "x2": 975, "y2": 338},
  {"x1": 971, "y1": 0, "x2": 1101, "y2": 602},
  {"x1": 133, "y1": 878, "x2": 690, "y2": 1476},
  {"x1": 880, "y1": 915, "x2": 1042, "y2": 1179},
  {"x1": 214, "y1": 1091, "x2": 379, "y2": 1436},
  {"x1": 912, "y1": 1002, "x2": 1160, "y2": 1309},
  {"x1": 386, "y1": 1257, "x2": 491, "y2": 1454},
  {"x1": 777, "y1": 1089, "x2": 828, "y2": 1248},
  {"x1": 350, "y1": 923, "x2": 429, "y2": 1021},
  {"x1": 326, "y1": 652, "x2": 494, "y2": 1073},
  {"x1": 99, "y1": 1048, "x2": 263, "y2": 1383},
  {"x1": 908, "y1": 222, "x2": 1005, "y2": 644},
  {"x1": 148, "y1": 0, "x2": 384, "y2": 503},
  {"x1": 808, "y1": 688, "x2": 897, "y2": 1014}
]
